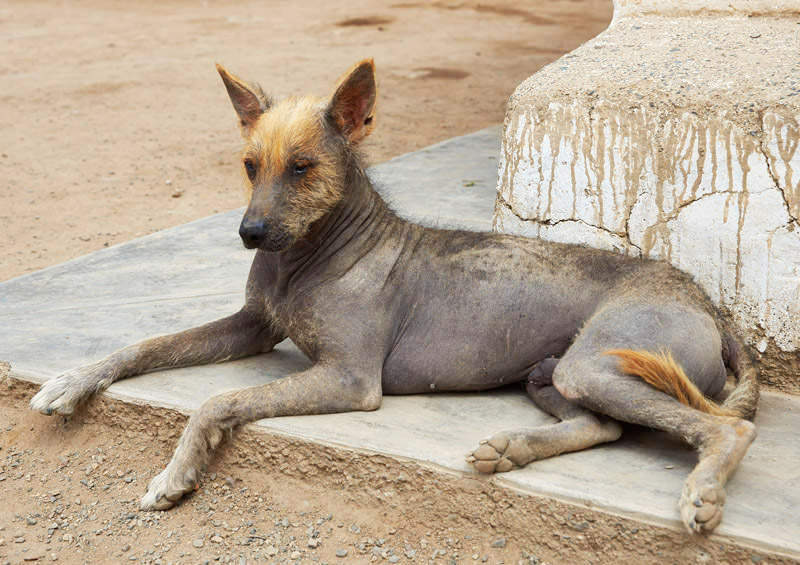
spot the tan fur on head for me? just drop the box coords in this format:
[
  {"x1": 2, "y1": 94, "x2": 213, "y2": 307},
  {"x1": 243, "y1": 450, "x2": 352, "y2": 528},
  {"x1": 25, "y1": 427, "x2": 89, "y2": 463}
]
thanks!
[
  {"x1": 605, "y1": 349, "x2": 736, "y2": 417},
  {"x1": 217, "y1": 60, "x2": 378, "y2": 248},
  {"x1": 242, "y1": 96, "x2": 346, "y2": 234}
]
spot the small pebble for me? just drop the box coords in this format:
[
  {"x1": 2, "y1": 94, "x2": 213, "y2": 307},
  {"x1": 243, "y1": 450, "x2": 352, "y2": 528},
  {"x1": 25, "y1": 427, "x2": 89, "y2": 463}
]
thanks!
[
  {"x1": 336, "y1": 549, "x2": 348, "y2": 558},
  {"x1": 192, "y1": 539, "x2": 204, "y2": 548}
]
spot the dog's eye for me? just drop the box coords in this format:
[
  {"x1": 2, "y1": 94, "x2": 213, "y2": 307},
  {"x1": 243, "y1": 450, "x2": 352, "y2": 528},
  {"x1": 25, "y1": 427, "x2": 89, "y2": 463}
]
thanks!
[
  {"x1": 243, "y1": 159, "x2": 257, "y2": 181},
  {"x1": 293, "y1": 161, "x2": 311, "y2": 176}
]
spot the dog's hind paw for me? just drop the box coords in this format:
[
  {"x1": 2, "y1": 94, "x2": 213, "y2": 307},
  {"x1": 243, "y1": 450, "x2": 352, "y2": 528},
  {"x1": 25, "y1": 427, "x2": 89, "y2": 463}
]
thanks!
[
  {"x1": 466, "y1": 433, "x2": 523, "y2": 474},
  {"x1": 140, "y1": 463, "x2": 198, "y2": 511},
  {"x1": 679, "y1": 479, "x2": 726, "y2": 534}
]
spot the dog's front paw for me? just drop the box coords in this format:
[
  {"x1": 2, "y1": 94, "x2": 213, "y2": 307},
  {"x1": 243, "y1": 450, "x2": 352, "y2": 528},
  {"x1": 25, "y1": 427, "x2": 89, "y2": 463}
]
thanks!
[
  {"x1": 466, "y1": 433, "x2": 524, "y2": 474},
  {"x1": 140, "y1": 462, "x2": 199, "y2": 511},
  {"x1": 30, "y1": 361, "x2": 116, "y2": 416},
  {"x1": 30, "y1": 371, "x2": 95, "y2": 416}
]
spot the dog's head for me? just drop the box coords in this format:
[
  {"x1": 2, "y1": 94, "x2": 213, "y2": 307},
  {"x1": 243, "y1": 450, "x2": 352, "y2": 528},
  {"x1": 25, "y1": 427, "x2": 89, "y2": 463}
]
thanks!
[{"x1": 217, "y1": 60, "x2": 377, "y2": 252}]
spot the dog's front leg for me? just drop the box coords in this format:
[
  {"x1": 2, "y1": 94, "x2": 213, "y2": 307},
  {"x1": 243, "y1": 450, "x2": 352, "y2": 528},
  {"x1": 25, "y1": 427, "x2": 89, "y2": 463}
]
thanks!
[
  {"x1": 140, "y1": 363, "x2": 381, "y2": 510},
  {"x1": 30, "y1": 308, "x2": 282, "y2": 416}
]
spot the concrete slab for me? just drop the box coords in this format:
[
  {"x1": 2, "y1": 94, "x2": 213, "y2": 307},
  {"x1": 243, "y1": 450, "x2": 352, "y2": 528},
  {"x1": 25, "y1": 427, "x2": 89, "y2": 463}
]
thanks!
[{"x1": 2, "y1": 126, "x2": 799, "y2": 559}]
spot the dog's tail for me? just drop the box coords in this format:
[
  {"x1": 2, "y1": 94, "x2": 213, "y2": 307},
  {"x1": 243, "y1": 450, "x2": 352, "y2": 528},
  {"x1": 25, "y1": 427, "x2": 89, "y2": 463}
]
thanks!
[
  {"x1": 604, "y1": 341, "x2": 758, "y2": 420},
  {"x1": 718, "y1": 330, "x2": 760, "y2": 420}
]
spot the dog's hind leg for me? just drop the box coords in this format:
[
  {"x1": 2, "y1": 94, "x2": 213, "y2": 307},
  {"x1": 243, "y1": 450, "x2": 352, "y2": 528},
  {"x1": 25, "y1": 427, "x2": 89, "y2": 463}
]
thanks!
[
  {"x1": 467, "y1": 365, "x2": 622, "y2": 474},
  {"x1": 550, "y1": 302, "x2": 756, "y2": 534},
  {"x1": 31, "y1": 308, "x2": 282, "y2": 416}
]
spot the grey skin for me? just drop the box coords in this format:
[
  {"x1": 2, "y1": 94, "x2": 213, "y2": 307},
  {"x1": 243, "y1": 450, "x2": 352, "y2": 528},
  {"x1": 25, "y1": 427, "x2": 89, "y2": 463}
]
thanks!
[{"x1": 30, "y1": 60, "x2": 759, "y2": 535}]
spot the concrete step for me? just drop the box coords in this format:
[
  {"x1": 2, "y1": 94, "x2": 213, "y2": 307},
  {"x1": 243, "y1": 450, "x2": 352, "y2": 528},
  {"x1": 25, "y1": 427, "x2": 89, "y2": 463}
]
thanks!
[{"x1": 2, "y1": 127, "x2": 798, "y2": 562}]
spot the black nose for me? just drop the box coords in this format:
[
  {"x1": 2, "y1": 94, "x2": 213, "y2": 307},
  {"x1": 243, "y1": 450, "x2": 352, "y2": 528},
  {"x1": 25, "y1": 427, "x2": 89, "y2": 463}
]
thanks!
[{"x1": 239, "y1": 219, "x2": 266, "y2": 249}]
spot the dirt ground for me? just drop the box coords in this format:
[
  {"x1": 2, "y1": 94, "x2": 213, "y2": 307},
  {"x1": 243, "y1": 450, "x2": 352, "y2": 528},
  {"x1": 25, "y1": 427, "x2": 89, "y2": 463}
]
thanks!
[{"x1": 1, "y1": 1, "x2": 614, "y2": 563}]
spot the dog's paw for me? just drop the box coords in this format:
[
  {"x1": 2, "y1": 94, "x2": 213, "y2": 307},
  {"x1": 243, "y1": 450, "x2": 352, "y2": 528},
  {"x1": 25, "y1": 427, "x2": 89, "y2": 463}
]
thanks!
[
  {"x1": 679, "y1": 479, "x2": 726, "y2": 534},
  {"x1": 30, "y1": 363, "x2": 115, "y2": 416},
  {"x1": 140, "y1": 462, "x2": 198, "y2": 511},
  {"x1": 466, "y1": 433, "x2": 524, "y2": 474},
  {"x1": 30, "y1": 373, "x2": 90, "y2": 416}
]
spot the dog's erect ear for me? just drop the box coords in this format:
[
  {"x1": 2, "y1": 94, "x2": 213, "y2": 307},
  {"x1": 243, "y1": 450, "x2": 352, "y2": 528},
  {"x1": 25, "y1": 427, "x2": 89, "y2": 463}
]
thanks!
[
  {"x1": 216, "y1": 64, "x2": 270, "y2": 130},
  {"x1": 327, "y1": 59, "x2": 377, "y2": 144}
]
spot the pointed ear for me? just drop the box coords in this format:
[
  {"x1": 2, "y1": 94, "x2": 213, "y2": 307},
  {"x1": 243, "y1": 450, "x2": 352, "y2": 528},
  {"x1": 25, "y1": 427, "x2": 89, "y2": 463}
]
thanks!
[
  {"x1": 327, "y1": 59, "x2": 377, "y2": 144},
  {"x1": 216, "y1": 63, "x2": 270, "y2": 130}
]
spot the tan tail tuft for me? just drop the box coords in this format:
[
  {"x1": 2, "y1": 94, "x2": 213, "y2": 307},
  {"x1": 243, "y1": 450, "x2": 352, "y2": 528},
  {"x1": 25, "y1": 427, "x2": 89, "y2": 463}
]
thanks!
[{"x1": 604, "y1": 349, "x2": 736, "y2": 417}]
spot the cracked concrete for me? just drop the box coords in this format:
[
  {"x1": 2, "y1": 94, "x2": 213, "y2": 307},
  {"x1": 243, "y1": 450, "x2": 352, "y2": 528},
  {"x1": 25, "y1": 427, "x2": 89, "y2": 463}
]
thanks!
[
  {"x1": 494, "y1": 193, "x2": 642, "y2": 253},
  {"x1": 494, "y1": 1, "x2": 800, "y2": 389},
  {"x1": 761, "y1": 110, "x2": 800, "y2": 229}
]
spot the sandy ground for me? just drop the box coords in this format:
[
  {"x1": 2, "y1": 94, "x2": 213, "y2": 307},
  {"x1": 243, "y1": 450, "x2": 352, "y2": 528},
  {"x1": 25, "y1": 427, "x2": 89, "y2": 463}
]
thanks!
[{"x1": 1, "y1": 1, "x2": 614, "y2": 563}]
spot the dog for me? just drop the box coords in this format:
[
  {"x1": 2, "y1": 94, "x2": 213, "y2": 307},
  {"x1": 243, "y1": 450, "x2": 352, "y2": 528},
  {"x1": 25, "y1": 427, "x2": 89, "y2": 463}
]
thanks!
[{"x1": 30, "y1": 59, "x2": 759, "y2": 534}]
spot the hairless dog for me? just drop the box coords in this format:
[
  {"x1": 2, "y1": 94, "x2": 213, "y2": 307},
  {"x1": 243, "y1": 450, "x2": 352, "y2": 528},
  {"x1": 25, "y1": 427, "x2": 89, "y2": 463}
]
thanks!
[{"x1": 31, "y1": 60, "x2": 759, "y2": 534}]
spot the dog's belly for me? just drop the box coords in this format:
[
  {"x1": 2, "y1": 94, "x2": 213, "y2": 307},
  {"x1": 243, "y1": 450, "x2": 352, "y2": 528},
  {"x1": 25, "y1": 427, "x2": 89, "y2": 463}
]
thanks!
[
  {"x1": 381, "y1": 352, "x2": 536, "y2": 394},
  {"x1": 380, "y1": 321, "x2": 569, "y2": 394}
]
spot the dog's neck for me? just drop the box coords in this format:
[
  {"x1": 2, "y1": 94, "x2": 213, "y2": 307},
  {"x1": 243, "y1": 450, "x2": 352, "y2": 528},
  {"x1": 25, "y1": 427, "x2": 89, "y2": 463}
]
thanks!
[{"x1": 275, "y1": 164, "x2": 400, "y2": 281}]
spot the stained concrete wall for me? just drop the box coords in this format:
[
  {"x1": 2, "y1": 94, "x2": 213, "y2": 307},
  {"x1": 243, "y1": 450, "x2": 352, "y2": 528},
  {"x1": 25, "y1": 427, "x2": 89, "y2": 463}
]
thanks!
[{"x1": 494, "y1": 1, "x2": 800, "y2": 391}]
